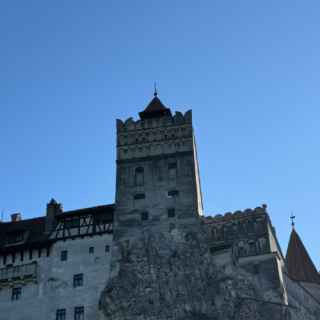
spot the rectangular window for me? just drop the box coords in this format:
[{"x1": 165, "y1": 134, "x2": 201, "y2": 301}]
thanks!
[
  {"x1": 167, "y1": 190, "x2": 179, "y2": 198},
  {"x1": 141, "y1": 212, "x2": 149, "y2": 221},
  {"x1": 74, "y1": 306, "x2": 84, "y2": 320},
  {"x1": 29, "y1": 250, "x2": 33, "y2": 260},
  {"x1": 89, "y1": 246, "x2": 94, "y2": 254},
  {"x1": 134, "y1": 193, "x2": 145, "y2": 200},
  {"x1": 60, "y1": 250, "x2": 68, "y2": 261},
  {"x1": 168, "y1": 162, "x2": 177, "y2": 169},
  {"x1": 105, "y1": 245, "x2": 110, "y2": 253},
  {"x1": 168, "y1": 208, "x2": 175, "y2": 218},
  {"x1": 11, "y1": 287, "x2": 22, "y2": 301},
  {"x1": 56, "y1": 309, "x2": 66, "y2": 320},
  {"x1": 73, "y1": 274, "x2": 84, "y2": 288}
]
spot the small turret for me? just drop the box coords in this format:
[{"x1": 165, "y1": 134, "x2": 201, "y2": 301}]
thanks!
[{"x1": 45, "y1": 198, "x2": 62, "y2": 233}]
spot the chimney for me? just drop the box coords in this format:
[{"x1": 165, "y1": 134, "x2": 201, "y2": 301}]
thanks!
[
  {"x1": 11, "y1": 213, "x2": 22, "y2": 222},
  {"x1": 45, "y1": 198, "x2": 63, "y2": 233}
]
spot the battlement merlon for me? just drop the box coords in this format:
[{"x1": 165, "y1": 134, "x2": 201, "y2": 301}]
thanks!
[
  {"x1": 116, "y1": 110, "x2": 195, "y2": 161},
  {"x1": 116, "y1": 110, "x2": 192, "y2": 132}
]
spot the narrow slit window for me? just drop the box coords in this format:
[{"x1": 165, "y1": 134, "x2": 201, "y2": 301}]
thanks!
[{"x1": 134, "y1": 167, "x2": 144, "y2": 186}]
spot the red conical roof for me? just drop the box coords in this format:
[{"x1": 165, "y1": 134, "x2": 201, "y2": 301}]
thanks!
[{"x1": 286, "y1": 228, "x2": 320, "y2": 284}]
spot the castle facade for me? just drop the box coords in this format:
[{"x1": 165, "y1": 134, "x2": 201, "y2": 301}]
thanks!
[{"x1": 0, "y1": 94, "x2": 319, "y2": 320}]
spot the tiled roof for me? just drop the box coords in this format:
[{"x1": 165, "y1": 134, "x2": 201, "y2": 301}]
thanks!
[
  {"x1": 286, "y1": 228, "x2": 320, "y2": 284},
  {"x1": 58, "y1": 204, "x2": 114, "y2": 221},
  {"x1": 139, "y1": 96, "x2": 172, "y2": 119},
  {"x1": 0, "y1": 204, "x2": 114, "y2": 254},
  {"x1": 0, "y1": 217, "x2": 48, "y2": 254}
]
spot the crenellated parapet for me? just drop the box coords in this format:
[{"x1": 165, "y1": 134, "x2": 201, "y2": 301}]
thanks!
[
  {"x1": 116, "y1": 110, "x2": 192, "y2": 132},
  {"x1": 116, "y1": 110, "x2": 194, "y2": 160},
  {"x1": 204, "y1": 204, "x2": 268, "y2": 224},
  {"x1": 203, "y1": 205, "x2": 274, "y2": 260}
]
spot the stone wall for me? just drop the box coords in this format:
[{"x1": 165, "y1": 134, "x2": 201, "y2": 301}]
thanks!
[
  {"x1": 0, "y1": 233, "x2": 112, "y2": 320},
  {"x1": 100, "y1": 209, "x2": 320, "y2": 320}
]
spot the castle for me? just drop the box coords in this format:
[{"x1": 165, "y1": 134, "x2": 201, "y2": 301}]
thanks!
[{"x1": 0, "y1": 93, "x2": 319, "y2": 320}]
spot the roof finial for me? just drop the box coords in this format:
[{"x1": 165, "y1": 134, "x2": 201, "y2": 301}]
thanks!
[
  {"x1": 154, "y1": 82, "x2": 158, "y2": 97},
  {"x1": 290, "y1": 212, "x2": 296, "y2": 228}
]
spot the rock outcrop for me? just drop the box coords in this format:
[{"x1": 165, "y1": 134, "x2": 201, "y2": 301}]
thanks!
[{"x1": 99, "y1": 218, "x2": 320, "y2": 320}]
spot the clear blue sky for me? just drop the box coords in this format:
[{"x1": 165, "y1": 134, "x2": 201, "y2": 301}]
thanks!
[{"x1": 0, "y1": 1, "x2": 319, "y2": 268}]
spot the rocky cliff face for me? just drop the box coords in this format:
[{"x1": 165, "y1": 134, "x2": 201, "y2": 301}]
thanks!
[{"x1": 99, "y1": 220, "x2": 320, "y2": 320}]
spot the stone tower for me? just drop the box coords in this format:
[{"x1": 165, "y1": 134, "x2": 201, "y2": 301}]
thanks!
[{"x1": 114, "y1": 93, "x2": 203, "y2": 241}]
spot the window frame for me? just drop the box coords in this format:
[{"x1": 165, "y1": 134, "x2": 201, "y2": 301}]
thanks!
[
  {"x1": 89, "y1": 246, "x2": 94, "y2": 254},
  {"x1": 74, "y1": 306, "x2": 84, "y2": 320},
  {"x1": 167, "y1": 190, "x2": 179, "y2": 198},
  {"x1": 73, "y1": 273, "x2": 84, "y2": 288},
  {"x1": 56, "y1": 308, "x2": 66, "y2": 320},
  {"x1": 141, "y1": 211, "x2": 149, "y2": 221},
  {"x1": 60, "y1": 250, "x2": 68, "y2": 261},
  {"x1": 168, "y1": 208, "x2": 175, "y2": 218},
  {"x1": 134, "y1": 193, "x2": 145, "y2": 200},
  {"x1": 11, "y1": 287, "x2": 22, "y2": 301}
]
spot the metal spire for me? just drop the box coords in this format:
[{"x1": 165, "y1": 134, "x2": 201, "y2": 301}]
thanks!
[
  {"x1": 154, "y1": 82, "x2": 158, "y2": 97},
  {"x1": 290, "y1": 212, "x2": 296, "y2": 228}
]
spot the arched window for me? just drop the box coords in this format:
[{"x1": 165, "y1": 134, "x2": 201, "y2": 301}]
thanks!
[{"x1": 135, "y1": 167, "x2": 144, "y2": 186}]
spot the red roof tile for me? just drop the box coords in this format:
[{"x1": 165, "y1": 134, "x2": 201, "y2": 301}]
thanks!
[{"x1": 286, "y1": 228, "x2": 320, "y2": 284}]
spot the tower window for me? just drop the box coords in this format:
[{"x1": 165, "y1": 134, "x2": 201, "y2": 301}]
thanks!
[
  {"x1": 74, "y1": 306, "x2": 84, "y2": 320},
  {"x1": 11, "y1": 287, "x2": 22, "y2": 301},
  {"x1": 134, "y1": 193, "x2": 145, "y2": 200},
  {"x1": 56, "y1": 309, "x2": 66, "y2": 320},
  {"x1": 105, "y1": 245, "x2": 110, "y2": 253},
  {"x1": 168, "y1": 162, "x2": 177, "y2": 179},
  {"x1": 168, "y1": 208, "x2": 175, "y2": 218},
  {"x1": 134, "y1": 167, "x2": 144, "y2": 186},
  {"x1": 89, "y1": 247, "x2": 94, "y2": 254},
  {"x1": 141, "y1": 212, "x2": 149, "y2": 221},
  {"x1": 168, "y1": 162, "x2": 177, "y2": 169},
  {"x1": 73, "y1": 273, "x2": 84, "y2": 287},
  {"x1": 60, "y1": 250, "x2": 68, "y2": 261},
  {"x1": 167, "y1": 190, "x2": 179, "y2": 198}
]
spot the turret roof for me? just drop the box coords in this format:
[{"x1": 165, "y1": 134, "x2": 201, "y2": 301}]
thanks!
[
  {"x1": 286, "y1": 228, "x2": 320, "y2": 284},
  {"x1": 139, "y1": 94, "x2": 172, "y2": 120}
]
